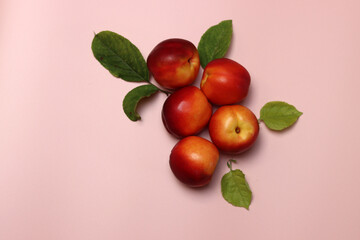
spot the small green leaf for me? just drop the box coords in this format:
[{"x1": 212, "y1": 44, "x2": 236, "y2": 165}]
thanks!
[
  {"x1": 92, "y1": 31, "x2": 149, "y2": 82},
  {"x1": 123, "y1": 85, "x2": 159, "y2": 121},
  {"x1": 198, "y1": 20, "x2": 233, "y2": 68},
  {"x1": 260, "y1": 101, "x2": 303, "y2": 131},
  {"x1": 221, "y1": 162, "x2": 252, "y2": 209}
]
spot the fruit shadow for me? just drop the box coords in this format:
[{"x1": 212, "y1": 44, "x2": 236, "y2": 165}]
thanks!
[
  {"x1": 192, "y1": 67, "x2": 204, "y2": 89},
  {"x1": 239, "y1": 84, "x2": 255, "y2": 107},
  {"x1": 173, "y1": 172, "x2": 220, "y2": 194}
]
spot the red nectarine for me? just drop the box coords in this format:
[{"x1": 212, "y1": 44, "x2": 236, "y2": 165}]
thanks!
[
  {"x1": 170, "y1": 136, "x2": 219, "y2": 187},
  {"x1": 200, "y1": 58, "x2": 250, "y2": 105},
  {"x1": 147, "y1": 38, "x2": 200, "y2": 90},
  {"x1": 209, "y1": 105, "x2": 259, "y2": 154},
  {"x1": 162, "y1": 86, "x2": 212, "y2": 138}
]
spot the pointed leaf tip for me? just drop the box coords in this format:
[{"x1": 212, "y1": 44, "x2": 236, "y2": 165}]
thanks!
[{"x1": 198, "y1": 20, "x2": 233, "y2": 68}]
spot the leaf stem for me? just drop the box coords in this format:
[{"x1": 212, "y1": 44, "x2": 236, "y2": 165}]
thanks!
[
  {"x1": 227, "y1": 159, "x2": 237, "y2": 171},
  {"x1": 148, "y1": 82, "x2": 172, "y2": 96}
]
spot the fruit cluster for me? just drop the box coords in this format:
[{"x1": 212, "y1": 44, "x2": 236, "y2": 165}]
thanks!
[
  {"x1": 91, "y1": 20, "x2": 302, "y2": 208},
  {"x1": 147, "y1": 38, "x2": 259, "y2": 187}
]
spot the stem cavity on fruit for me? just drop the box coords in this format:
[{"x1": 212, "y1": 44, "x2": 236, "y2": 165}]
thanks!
[
  {"x1": 235, "y1": 126, "x2": 240, "y2": 134},
  {"x1": 188, "y1": 53, "x2": 199, "y2": 71},
  {"x1": 187, "y1": 55, "x2": 193, "y2": 64}
]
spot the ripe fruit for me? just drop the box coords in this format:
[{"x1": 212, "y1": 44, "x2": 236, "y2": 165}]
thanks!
[
  {"x1": 209, "y1": 105, "x2": 259, "y2": 154},
  {"x1": 170, "y1": 136, "x2": 219, "y2": 187},
  {"x1": 200, "y1": 58, "x2": 250, "y2": 105},
  {"x1": 147, "y1": 38, "x2": 200, "y2": 90},
  {"x1": 162, "y1": 86, "x2": 212, "y2": 138}
]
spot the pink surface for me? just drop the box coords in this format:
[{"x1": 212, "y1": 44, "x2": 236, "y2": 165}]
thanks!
[{"x1": 1, "y1": 0, "x2": 360, "y2": 239}]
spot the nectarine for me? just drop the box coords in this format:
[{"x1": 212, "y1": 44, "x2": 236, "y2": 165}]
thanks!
[
  {"x1": 147, "y1": 38, "x2": 200, "y2": 90},
  {"x1": 209, "y1": 105, "x2": 259, "y2": 154},
  {"x1": 162, "y1": 86, "x2": 212, "y2": 138},
  {"x1": 170, "y1": 136, "x2": 219, "y2": 187},
  {"x1": 201, "y1": 58, "x2": 250, "y2": 105}
]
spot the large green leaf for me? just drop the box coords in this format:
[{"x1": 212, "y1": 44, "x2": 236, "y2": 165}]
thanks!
[
  {"x1": 123, "y1": 84, "x2": 159, "y2": 121},
  {"x1": 221, "y1": 160, "x2": 252, "y2": 209},
  {"x1": 92, "y1": 31, "x2": 149, "y2": 82},
  {"x1": 198, "y1": 20, "x2": 233, "y2": 68},
  {"x1": 260, "y1": 101, "x2": 303, "y2": 131}
]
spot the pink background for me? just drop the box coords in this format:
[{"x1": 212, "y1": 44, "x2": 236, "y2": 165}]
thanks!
[{"x1": 1, "y1": 0, "x2": 360, "y2": 239}]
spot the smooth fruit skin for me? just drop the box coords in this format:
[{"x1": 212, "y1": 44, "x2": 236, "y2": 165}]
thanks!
[
  {"x1": 200, "y1": 58, "x2": 250, "y2": 105},
  {"x1": 170, "y1": 136, "x2": 219, "y2": 187},
  {"x1": 209, "y1": 105, "x2": 259, "y2": 154},
  {"x1": 162, "y1": 86, "x2": 212, "y2": 138},
  {"x1": 147, "y1": 38, "x2": 200, "y2": 90}
]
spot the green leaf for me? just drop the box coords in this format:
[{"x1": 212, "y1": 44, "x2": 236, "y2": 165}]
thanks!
[
  {"x1": 91, "y1": 31, "x2": 149, "y2": 82},
  {"x1": 198, "y1": 20, "x2": 233, "y2": 68},
  {"x1": 260, "y1": 101, "x2": 303, "y2": 131},
  {"x1": 123, "y1": 84, "x2": 159, "y2": 121},
  {"x1": 221, "y1": 162, "x2": 252, "y2": 209}
]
